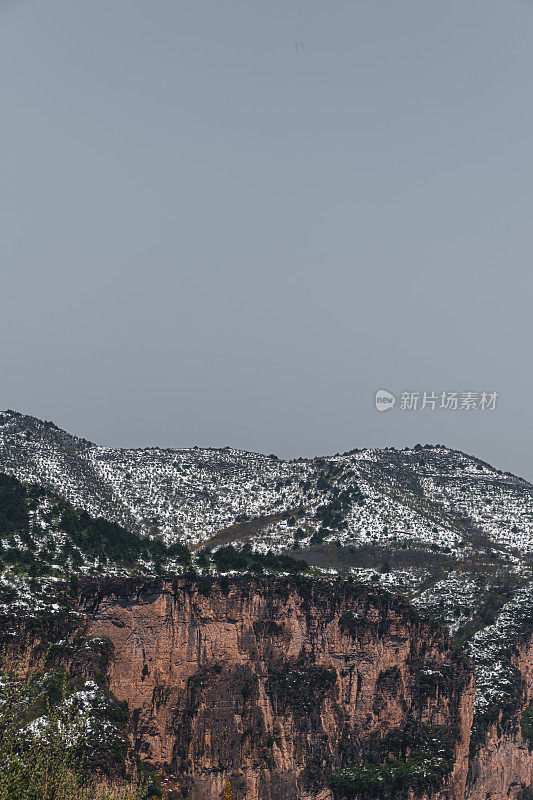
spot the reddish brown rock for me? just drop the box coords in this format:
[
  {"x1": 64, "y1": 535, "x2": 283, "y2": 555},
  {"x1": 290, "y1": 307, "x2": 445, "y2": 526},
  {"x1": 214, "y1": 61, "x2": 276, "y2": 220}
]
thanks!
[
  {"x1": 78, "y1": 576, "x2": 474, "y2": 800},
  {"x1": 467, "y1": 633, "x2": 533, "y2": 800}
]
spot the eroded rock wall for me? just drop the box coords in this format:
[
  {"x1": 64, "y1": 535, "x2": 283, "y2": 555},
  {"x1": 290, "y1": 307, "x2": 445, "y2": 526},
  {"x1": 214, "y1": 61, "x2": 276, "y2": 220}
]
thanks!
[
  {"x1": 79, "y1": 576, "x2": 474, "y2": 800},
  {"x1": 467, "y1": 633, "x2": 533, "y2": 800}
]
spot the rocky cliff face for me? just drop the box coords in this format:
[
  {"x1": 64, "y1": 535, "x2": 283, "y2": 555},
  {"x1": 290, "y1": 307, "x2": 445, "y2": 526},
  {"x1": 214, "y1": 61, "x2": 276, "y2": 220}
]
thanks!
[
  {"x1": 78, "y1": 576, "x2": 474, "y2": 800},
  {"x1": 469, "y1": 723, "x2": 531, "y2": 800},
  {"x1": 467, "y1": 632, "x2": 533, "y2": 800}
]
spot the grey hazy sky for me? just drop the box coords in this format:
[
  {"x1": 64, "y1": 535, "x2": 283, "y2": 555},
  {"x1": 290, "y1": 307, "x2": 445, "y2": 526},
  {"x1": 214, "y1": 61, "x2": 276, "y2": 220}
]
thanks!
[{"x1": 1, "y1": 0, "x2": 532, "y2": 479}]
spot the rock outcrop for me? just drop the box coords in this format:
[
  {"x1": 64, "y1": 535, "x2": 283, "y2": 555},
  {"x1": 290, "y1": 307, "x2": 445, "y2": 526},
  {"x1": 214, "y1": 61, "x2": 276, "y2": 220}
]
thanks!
[
  {"x1": 467, "y1": 632, "x2": 533, "y2": 800},
  {"x1": 78, "y1": 576, "x2": 474, "y2": 800}
]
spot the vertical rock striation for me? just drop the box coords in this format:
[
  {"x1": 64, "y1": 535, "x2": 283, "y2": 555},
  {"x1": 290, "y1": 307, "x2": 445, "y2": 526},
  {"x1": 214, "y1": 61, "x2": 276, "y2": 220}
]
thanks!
[
  {"x1": 80, "y1": 576, "x2": 474, "y2": 800},
  {"x1": 467, "y1": 631, "x2": 533, "y2": 800}
]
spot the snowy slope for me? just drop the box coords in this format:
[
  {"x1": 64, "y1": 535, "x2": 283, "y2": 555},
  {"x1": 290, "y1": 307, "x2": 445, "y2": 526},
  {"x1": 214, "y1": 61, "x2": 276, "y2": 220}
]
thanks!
[{"x1": 0, "y1": 410, "x2": 531, "y2": 558}]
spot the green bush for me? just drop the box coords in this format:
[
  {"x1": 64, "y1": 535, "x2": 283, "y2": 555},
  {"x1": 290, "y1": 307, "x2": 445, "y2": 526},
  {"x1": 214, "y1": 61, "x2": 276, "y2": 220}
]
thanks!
[
  {"x1": 331, "y1": 755, "x2": 447, "y2": 799},
  {"x1": 0, "y1": 654, "x2": 155, "y2": 800},
  {"x1": 330, "y1": 725, "x2": 455, "y2": 799},
  {"x1": 521, "y1": 708, "x2": 533, "y2": 744},
  {"x1": 212, "y1": 544, "x2": 308, "y2": 574}
]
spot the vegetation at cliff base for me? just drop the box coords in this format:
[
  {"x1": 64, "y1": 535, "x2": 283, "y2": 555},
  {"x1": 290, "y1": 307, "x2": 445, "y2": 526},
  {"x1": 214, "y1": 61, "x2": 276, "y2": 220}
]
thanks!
[
  {"x1": 0, "y1": 653, "x2": 157, "y2": 800},
  {"x1": 330, "y1": 725, "x2": 455, "y2": 799},
  {"x1": 331, "y1": 758, "x2": 438, "y2": 799}
]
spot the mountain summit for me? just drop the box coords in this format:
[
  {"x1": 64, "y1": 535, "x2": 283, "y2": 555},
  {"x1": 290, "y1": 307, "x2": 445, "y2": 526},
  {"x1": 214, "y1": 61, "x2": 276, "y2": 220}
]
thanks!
[{"x1": 0, "y1": 409, "x2": 531, "y2": 559}]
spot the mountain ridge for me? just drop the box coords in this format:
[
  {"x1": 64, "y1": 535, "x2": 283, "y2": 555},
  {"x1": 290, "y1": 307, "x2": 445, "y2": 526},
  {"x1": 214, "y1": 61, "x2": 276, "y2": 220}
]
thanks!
[
  {"x1": 2, "y1": 410, "x2": 533, "y2": 797},
  {"x1": 1, "y1": 409, "x2": 531, "y2": 558}
]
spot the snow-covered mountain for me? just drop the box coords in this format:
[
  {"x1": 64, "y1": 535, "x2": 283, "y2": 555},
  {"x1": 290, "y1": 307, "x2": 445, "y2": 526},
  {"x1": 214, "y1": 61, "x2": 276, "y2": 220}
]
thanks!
[
  {"x1": 3, "y1": 408, "x2": 533, "y2": 772},
  {"x1": 0, "y1": 409, "x2": 531, "y2": 559}
]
